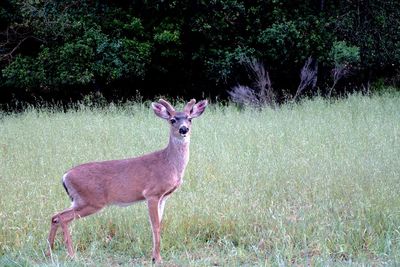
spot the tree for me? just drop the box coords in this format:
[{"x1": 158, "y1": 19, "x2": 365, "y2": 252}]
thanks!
[
  {"x1": 0, "y1": 0, "x2": 398, "y2": 105},
  {"x1": 1, "y1": 1, "x2": 151, "y2": 98}
]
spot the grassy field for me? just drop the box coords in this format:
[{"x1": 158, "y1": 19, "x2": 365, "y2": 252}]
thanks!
[{"x1": 0, "y1": 93, "x2": 399, "y2": 266}]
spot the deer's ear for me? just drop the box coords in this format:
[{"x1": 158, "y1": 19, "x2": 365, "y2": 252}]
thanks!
[
  {"x1": 151, "y1": 102, "x2": 171, "y2": 119},
  {"x1": 190, "y1": 100, "x2": 208, "y2": 118}
]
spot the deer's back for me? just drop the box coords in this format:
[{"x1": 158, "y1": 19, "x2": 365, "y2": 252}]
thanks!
[{"x1": 63, "y1": 150, "x2": 180, "y2": 207}]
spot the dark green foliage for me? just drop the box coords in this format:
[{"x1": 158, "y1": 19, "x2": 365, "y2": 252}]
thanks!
[
  {"x1": 1, "y1": 1, "x2": 150, "y2": 93},
  {"x1": 332, "y1": 0, "x2": 400, "y2": 68},
  {"x1": 0, "y1": 0, "x2": 399, "y2": 103}
]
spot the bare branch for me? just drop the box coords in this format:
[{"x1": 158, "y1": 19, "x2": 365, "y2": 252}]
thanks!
[
  {"x1": 0, "y1": 33, "x2": 45, "y2": 62},
  {"x1": 228, "y1": 85, "x2": 260, "y2": 107},
  {"x1": 293, "y1": 57, "x2": 318, "y2": 101},
  {"x1": 228, "y1": 58, "x2": 276, "y2": 108},
  {"x1": 328, "y1": 63, "x2": 348, "y2": 97}
]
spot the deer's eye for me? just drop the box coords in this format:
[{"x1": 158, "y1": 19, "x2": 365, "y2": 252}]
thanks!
[
  {"x1": 170, "y1": 118, "x2": 176, "y2": 124},
  {"x1": 188, "y1": 118, "x2": 192, "y2": 122}
]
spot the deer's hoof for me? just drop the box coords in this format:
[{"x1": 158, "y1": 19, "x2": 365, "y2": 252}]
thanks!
[{"x1": 152, "y1": 256, "x2": 163, "y2": 264}]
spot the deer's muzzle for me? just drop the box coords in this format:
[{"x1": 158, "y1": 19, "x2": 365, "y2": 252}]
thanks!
[{"x1": 179, "y1": 126, "x2": 189, "y2": 135}]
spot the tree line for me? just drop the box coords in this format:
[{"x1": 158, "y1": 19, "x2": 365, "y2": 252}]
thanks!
[{"x1": 1, "y1": 0, "x2": 399, "y2": 105}]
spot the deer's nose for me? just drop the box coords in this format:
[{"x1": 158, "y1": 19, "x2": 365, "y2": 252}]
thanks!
[{"x1": 179, "y1": 126, "x2": 189, "y2": 135}]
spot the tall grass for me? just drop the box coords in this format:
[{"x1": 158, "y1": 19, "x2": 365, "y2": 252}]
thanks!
[{"x1": 0, "y1": 93, "x2": 399, "y2": 266}]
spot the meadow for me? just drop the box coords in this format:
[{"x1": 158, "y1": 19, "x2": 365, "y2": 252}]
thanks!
[{"x1": 0, "y1": 93, "x2": 399, "y2": 266}]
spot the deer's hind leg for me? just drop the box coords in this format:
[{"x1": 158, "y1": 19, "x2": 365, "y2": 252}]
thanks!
[{"x1": 47, "y1": 205, "x2": 102, "y2": 257}]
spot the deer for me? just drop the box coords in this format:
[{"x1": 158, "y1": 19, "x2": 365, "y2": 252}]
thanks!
[{"x1": 46, "y1": 98, "x2": 208, "y2": 263}]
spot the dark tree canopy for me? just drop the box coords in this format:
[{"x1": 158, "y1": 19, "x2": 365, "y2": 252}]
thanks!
[{"x1": 1, "y1": 0, "x2": 399, "y2": 104}]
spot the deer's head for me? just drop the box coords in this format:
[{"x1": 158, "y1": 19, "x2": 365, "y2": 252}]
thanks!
[{"x1": 151, "y1": 99, "x2": 208, "y2": 140}]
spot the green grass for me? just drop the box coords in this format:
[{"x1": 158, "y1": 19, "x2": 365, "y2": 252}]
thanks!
[{"x1": 1, "y1": 93, "x2": 399, "y2": 266}]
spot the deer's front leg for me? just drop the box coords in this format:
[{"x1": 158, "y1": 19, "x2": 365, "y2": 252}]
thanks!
[
  {"x1": 158, "y1": 195, "x2": 169, "y2": 224},
  {"x1": 147, "y1": 197, "x2": 162, "y2": 263}
]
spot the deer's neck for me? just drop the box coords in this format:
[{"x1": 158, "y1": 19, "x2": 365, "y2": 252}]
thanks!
[{"x1": 165, "y1": 135, "x2": 190, "y2": 177}]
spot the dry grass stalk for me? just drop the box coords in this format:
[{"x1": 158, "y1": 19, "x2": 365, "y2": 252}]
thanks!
[{"x1": 229, "y1": 58, "x2": 276, "y2": 108}]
